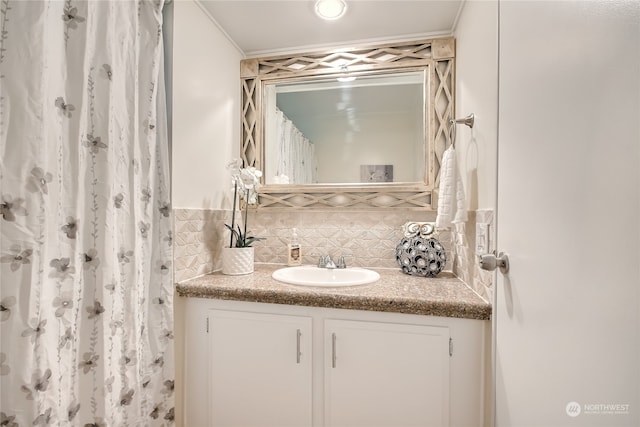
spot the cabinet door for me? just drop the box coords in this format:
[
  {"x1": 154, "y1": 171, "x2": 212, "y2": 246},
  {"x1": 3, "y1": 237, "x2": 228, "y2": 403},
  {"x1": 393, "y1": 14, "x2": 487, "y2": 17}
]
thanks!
[
  {"x1": 325, "y1": 319, "x2": 450, "y2": 427},
  {"x1": 208, "y1": 310, "x2": 312, "y2": 427}
]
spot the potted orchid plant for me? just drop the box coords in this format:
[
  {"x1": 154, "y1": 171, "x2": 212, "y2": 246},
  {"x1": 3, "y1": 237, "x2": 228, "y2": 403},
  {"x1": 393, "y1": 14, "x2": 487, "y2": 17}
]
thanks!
[{"x1": 222, "y1": 160, "x2": 264, "y2": 275}]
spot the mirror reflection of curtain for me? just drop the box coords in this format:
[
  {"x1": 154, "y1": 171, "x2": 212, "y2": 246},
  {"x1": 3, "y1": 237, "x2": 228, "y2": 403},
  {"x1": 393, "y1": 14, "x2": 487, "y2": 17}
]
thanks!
[{"x1": 275, "y1": 108, "x2": 317, "y2": 184}]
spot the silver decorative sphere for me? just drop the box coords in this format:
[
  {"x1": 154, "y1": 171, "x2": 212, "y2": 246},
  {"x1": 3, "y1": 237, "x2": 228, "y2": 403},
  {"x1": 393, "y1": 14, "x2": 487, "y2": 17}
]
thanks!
[{"x1": 395, "y1": 236, "x2": 446, "y2": 277}]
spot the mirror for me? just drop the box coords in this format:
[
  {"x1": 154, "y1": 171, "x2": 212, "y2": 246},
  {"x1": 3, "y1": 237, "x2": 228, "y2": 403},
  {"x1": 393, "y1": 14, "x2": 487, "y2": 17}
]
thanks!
[
  {"x1": 240, "y1": 37, "x2": 455, "y2": 209},
  {"x1": 263, "y1": 71, "x2": 426, "y2": 185}
]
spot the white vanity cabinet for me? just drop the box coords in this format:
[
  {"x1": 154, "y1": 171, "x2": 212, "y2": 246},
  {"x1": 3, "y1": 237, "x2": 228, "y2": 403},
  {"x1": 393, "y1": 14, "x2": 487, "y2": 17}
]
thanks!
[
  {"x1": 208, "y1": 310, "x2": 313, "y2": 427},
  {"x1": 181, "y1": 297, "x2": 489, "y2": 427},
  {"x1": 324, "y1": 319, "x2": 450, "y2": 427}
]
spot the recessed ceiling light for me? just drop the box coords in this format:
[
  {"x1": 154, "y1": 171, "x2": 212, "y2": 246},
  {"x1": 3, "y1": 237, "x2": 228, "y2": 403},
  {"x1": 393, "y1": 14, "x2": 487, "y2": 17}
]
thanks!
[{"x1": 315, "y1": 0, "x2": 347, "y2": 20}]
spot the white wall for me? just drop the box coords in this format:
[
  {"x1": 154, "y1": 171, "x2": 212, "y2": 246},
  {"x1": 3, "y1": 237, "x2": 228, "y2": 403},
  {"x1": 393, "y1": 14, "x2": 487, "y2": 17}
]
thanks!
[
  {"x1": 172, "y1": 3, "x2": 243, "y2": 425},
  {"x1": 454, "y1": 0, "x2": 499, "y2": 211},
  {"x1": 312, "y1": 112, "x2": 422, "y2": 183},
  {"x1": 453, "y1": 3, "x2": 499, "y2": 423},
  {"x1": 172, "y1": 0, "x2": 243, "y2": 209}
]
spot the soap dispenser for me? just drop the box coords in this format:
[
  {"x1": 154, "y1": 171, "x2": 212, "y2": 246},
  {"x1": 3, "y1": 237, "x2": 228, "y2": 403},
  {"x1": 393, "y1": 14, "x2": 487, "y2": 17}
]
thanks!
[{"x1": 287, "y1": 228, "x2": 302, "y2": 266}]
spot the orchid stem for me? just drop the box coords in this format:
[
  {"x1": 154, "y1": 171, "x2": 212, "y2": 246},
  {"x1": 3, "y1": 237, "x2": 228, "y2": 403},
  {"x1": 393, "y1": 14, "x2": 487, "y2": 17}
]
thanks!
[
  {"x1": 230, "y1": 181, "x2": 237, "y2": 248},
  {"x1": 243, "y1": 189, "x2": 249, "y2": 247}
]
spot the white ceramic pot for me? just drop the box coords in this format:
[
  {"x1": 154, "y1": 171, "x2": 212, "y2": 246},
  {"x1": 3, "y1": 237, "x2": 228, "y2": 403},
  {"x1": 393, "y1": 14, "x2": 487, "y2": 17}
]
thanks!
[{"x1": 222, "y1": 247, "x2": 254, "y2": 275}]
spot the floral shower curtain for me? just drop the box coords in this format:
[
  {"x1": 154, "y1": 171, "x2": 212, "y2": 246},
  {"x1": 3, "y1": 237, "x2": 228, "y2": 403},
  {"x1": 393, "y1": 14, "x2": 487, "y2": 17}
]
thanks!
[{"x1": 0, "y1": 1, "x2": 174, "y2": 425}]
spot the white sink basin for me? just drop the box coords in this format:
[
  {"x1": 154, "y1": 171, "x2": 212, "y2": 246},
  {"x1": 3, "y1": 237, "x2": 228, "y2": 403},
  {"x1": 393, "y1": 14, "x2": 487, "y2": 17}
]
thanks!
[{"x1": 272, "y1": 265, "x2": 380, "y2": 287}]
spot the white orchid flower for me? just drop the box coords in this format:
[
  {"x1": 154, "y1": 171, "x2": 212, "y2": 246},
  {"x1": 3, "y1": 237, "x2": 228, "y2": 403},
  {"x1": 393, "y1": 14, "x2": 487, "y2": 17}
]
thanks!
[
  {"x1": 225, "y1": 162, "x2": 265, "y2": 247},
  {"x1": 239, "y1": 167, "x2": 262, "y2": 191},
  {"x1": 226, "y1": 158, "x2": 242, "y2": 171}
]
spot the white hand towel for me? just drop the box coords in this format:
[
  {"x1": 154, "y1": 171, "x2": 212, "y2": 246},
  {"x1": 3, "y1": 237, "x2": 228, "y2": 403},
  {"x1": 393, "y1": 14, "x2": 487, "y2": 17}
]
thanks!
[{"x1": 435, "y1": 146, "x2": 467, "y2": 229}]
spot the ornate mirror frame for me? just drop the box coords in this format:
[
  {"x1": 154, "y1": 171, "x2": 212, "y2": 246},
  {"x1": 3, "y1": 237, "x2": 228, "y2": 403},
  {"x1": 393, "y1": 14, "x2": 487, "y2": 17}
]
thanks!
[{"x1": 240, "y1": 37, "x2": 455, "y2": 210}]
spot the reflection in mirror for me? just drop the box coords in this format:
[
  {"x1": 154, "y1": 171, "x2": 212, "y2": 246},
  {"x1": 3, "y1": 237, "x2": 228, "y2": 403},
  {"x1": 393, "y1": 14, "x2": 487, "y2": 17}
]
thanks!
[{"x1": 264, "y1": 71, "x2": 426, "y2": 185}]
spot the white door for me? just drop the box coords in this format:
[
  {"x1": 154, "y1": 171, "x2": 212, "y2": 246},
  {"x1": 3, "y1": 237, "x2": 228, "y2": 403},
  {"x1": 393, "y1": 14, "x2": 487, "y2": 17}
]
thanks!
[
  {"x1": 208, "y1": 310, "x2": 313, "y2": 427},
  {"x1": 495, "y1": 1, "x2": 639, "y2": 426},
  {"x1": 324, "y1": 319, "x2": 450, "y2": 427}
]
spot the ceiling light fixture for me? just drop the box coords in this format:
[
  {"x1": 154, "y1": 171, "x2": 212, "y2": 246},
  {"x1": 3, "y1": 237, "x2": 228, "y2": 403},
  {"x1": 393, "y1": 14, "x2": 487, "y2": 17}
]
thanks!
[{"x1": 315, "y1": 0, "x2": 347, "y2": 20}]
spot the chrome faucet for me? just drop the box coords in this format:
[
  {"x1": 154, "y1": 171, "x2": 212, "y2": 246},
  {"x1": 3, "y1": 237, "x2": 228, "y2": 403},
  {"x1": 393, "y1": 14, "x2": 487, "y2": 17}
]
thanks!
[
  {"x1": 318, "y1": 255, "x2": 346, "y2": 269},
  {"x1": 318, "y1": 255, "x2": 336, "y2": 269}
]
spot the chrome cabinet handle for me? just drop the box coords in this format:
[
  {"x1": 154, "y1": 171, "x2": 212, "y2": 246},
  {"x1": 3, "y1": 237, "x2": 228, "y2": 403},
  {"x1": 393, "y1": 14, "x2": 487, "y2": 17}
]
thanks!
[
  {"x1": 331, "y1": 333, "x2": 337, "y2": 368},
  {"x1": 296, "y1": 329, "x2": 302, "y2": 364}
]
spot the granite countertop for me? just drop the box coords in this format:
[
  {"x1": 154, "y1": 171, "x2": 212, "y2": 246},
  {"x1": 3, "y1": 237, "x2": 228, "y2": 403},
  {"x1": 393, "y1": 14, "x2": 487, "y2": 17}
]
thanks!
[{"x1": 176, "y1": 264, "x2": 491, "y2": 320}]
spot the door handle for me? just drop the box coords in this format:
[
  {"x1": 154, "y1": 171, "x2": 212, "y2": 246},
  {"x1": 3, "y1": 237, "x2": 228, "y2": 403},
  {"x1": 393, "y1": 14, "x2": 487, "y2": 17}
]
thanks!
[{"x1": 479, "y1": 251, "x2": 510, "y2": 274}]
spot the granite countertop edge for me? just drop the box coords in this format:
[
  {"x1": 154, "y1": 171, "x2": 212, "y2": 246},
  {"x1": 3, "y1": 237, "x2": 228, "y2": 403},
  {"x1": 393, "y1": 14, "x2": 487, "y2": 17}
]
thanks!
[{"x1": 176, "y1": 264, "x2": 492, "y2": 321}]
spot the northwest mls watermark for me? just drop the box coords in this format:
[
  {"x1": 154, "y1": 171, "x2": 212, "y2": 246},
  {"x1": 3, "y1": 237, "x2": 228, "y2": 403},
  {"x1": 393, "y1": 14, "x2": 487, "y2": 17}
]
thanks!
[{"x1": 566, "y1": 401, "x2": 631, "y2": 417}]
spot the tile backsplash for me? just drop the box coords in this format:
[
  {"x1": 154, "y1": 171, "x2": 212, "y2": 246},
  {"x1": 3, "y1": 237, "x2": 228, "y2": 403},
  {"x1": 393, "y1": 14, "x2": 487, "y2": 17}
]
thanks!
[
  {"x1": 173, "y1": 209, "x2": 227, "y2": 283},
  {"x1": 173, "y1": 207, "x2": 492, "y2": 304},
  {"x1": 174, "y1": 208, "x2": 450, "y2": 281},
  {"x1": 452, "y1": 209, "x2": 494, "y2": 303},
  {"x1": 249, "y1": 210, "x2": 448, "y2": 268}
]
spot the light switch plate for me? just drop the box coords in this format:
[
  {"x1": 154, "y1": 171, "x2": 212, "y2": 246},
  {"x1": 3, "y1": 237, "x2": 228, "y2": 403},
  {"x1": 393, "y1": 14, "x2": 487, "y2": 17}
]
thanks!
[{"x1": 476, "y1": 223, "x2": 490, "y2": 255}]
